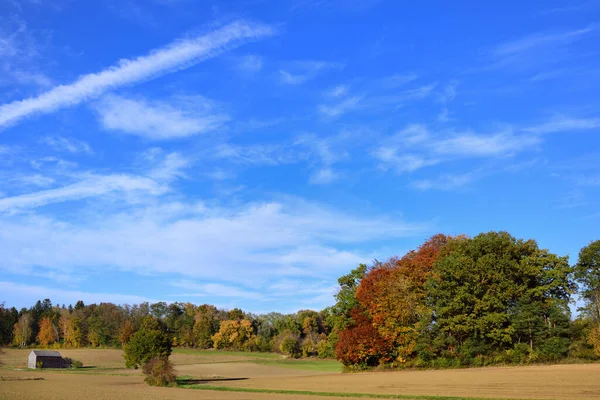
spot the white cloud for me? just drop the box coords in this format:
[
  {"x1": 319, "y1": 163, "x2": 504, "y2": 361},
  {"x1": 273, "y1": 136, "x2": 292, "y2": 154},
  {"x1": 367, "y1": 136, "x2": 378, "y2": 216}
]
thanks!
[
  {"x1": 309, "y1": 168, "x2": 338, "y2": 185},
  {"x1": 95, "y1": 94, "x2": 228, "y2": 139},
  {"x1": 279, "y1": 61, "x2": 342, "y2": 85},
  {"x1": 236, "y1": 54, "x2": 263, "y2": 73},
  {"x1": 318, "y1": 96, "x2": 362, "y2": 118},
  {"x1": 0, "y1": 198, "x2": 430, "y2": 284},
  {"x1": 374, "y1": 151, "x2": 439, "y2": 173},
  {"x1": 148, "y1": 152, "x2": 190, "y2": 181},
  {"x1": 0, "y1": 21, "x2": 274, "y2": 128},
  {"x1": 39, "y1": 136, "x2": 93, "y2": 154},
  {"x1": 171, "y1": 281, "x2": 263, "y2": 300},
  {"x1": 213, "y1": 143, "x2": 302, "y2": 165},
  {"x1": 432, "y1": 130, "x2": 540, "y2": 156},
  {"x1": 325, "y1": 84, "x2": 350, "y2": 98},
  {"x1": 376, "y1": 74, "x2": 419, "y2": 88},
  {"x1": 373, "y1": 125, "x2": 540, "y2": 173},
  {"x1": 0, "y1": 281, "x2": 156, "y2": 307},
  {"x1": 0, "y1": 174, "x2": 165, "y2": 213},
  {"x1": 486, "y1": 25, "x2": 597, "y2": 70},
  {"x1": 17, "y1": 174, "x2": 56, "y2": 187},
  {"x1": 525, "y1": 115, "x2": 600, "y2": 134},
  {"x1": 492, "y1": 26, "x2": 595, "y2": 58},
  {"x1": 411, "y1": 173, "x2": 474, "y2": 191}
]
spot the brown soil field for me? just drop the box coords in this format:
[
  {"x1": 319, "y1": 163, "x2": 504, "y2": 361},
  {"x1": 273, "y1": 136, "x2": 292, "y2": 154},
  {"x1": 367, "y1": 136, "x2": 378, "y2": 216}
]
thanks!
[
  {"x1": 207, "y1": 363, "x2": 600, "y2": 400},
  {"x1": 2, "y1": 348, "x2": 600, "y2": 400}
]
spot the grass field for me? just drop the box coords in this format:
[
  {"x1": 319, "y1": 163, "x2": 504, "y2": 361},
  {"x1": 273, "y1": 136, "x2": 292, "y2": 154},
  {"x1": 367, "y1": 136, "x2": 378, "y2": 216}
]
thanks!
[{"x1": 2, "y1": 348, "x2": 600, "y2": 400}]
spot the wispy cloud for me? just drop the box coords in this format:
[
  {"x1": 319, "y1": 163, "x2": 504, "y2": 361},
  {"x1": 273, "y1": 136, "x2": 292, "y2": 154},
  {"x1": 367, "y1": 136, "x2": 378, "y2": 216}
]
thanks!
[
  {"x1": 373, "y1": 124, "x2": 540, "y2": 173},
  {"x1": 309, "y1": 168, "x2": 338, "y2": 185},
  {"x1": 318, "y1": 96, "x2": 362, "y2": 118},
  {"x1": 0, "y1": 198, "x2": 431, "y2": 285},
  {"x1": 486, "y1": 25, "x2": 597, "y2": 70},
  {"x1": 171, "y1": 281, "x2": 263, "y2": 300},
  {"x1": 235, "y1": 54, "x2": 263, "y2": 73},
  {"x1": 540, "y1": 2, "x2": 600, "y2": 15},
  {"x1": 39, "y1": 136, "x2": 93, "y2": 154},
  {"x1": 0, "y1": 150, "x2": 189, "y2": 213},
  {"x1": 432, "y1": 130, "x2": 539, "y2": 157},
  {"x1": 492, "y1": 26, "x2": 595, "y2": 58},
  {"x1": 325, "y1": 84, "x2": 350, "y2": 98},
  {"x1": 279, "y1": 61, "x2": 342, "y2": 85},
  {"x1": 525, "y1": 115, "x2": 600, "y2": 134},
  {"x1": 95, "y1": 94, "x2": 228, "y2": 139},
  {"x1": 0, "y1": 14, "x2": 52, "y2": 90},
  {"x1": 0, "y1": 21, "x2": 275, "y2": 128},
  {"x1": 213, "y1": 143, "x2": 302, "y2": 166},
  {"x1": 0, "y1": 174, "x2": 165, "y2": 213},
  {"x1": 411, "y1": 172, "x2": 475, "y2": 191},
  {"x1": 0, "y1": 281, "x2": 156, "y2": 306}
]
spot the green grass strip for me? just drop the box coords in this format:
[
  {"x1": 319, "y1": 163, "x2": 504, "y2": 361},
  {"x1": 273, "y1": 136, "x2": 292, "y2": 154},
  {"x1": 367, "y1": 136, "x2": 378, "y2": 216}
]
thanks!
[{"x1": 181, "y1": 384, "x2": 537, "y2": 400}]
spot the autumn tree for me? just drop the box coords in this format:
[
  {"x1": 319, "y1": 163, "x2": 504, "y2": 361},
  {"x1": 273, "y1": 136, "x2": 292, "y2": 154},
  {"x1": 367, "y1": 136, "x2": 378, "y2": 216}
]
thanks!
[
  {"x1": 356, "y1": 234, "x2": 452, "y2": 362},
  {"x1": 119, "y1": 320, "x2": 136, "y2": 346},
  {"x1": 335, "y1": 308, "x2": 393, "y2": 367},
  {"x1": 13, "y1": 313, "x2": 33, "y2": 348},
  {"x1": 37, "y1": 316, "x2": 58, "y2": 347},
  {"x1": 212, "y1": 319, "x2": 255, "y2": 350},
  {"x1": 193, "y1": 304, "x2": 220, "y2": 348},
  {"x1": 60, "y1": 313, "x2": 84, "y2": 348}
]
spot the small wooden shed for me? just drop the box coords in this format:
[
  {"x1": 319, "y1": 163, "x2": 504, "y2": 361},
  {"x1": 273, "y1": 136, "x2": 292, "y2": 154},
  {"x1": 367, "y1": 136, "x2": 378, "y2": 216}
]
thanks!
[{"x1": 28, "y1": 350, "x2": 67, "y2": 369}]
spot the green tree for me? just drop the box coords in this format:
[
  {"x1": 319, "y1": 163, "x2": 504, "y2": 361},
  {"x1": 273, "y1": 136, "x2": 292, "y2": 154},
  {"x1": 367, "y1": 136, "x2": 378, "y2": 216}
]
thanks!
[
  {"x1": 0, "y1": 304, "x2": 18, "y2": 345},
  {"x1": 123, "y1": 316, "x2": 172, "y2": 369},
  {"x1": 326, "y1": 264, "x2": 367, "y2": 333},
  {"x1": 574, "y1": 240, "x2": 600, "y2": 322},
  {"x1": 426, "y1": 232, "x2": 573, "y2": 362}
]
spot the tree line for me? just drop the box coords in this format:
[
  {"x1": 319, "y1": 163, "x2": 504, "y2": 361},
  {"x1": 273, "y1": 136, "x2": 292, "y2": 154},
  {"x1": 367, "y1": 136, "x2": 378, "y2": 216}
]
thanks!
[{"x1": 1, "y1": 231, "x2": 599, "y2": 370}]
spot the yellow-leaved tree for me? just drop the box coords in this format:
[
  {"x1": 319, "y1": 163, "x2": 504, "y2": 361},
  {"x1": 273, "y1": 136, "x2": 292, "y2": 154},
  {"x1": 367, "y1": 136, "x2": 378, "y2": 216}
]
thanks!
[{"x1": 37, "y1": 316, "x2": 58, "y2": 347}]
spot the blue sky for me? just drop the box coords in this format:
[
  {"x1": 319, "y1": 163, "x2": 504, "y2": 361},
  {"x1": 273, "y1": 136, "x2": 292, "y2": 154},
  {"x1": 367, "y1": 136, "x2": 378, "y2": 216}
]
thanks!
[{"x1": 0, "y1": 0, "x2": 599, "y2": 313}]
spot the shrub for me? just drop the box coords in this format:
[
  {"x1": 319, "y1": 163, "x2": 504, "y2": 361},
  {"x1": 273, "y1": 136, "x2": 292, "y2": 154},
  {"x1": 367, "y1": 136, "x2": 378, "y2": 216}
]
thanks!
[
  {"x1": 280, "y1": 335, "x2": 300, "y2": 358},
  {"x1": 142, "y1": 357, "x2": 176, "y2": 387},
  {"x1": 63, "y1": 357, "x2": 83, "y2": 368},
  {"x1": 316, "y1": 334, "x2": 337, "y2": 359},
  {"x1": 301, "y1": 337, "x2": 316, "y2": 357},
  {"x1": 538, "y1": 337, "x2": 570, "y2": 361}
]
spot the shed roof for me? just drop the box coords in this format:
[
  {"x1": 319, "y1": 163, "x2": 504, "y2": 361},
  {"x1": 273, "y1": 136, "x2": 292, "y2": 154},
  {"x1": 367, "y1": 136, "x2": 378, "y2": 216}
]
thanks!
[{"x1": 30, "y1": 350, "x2": 62, "y2": 357}]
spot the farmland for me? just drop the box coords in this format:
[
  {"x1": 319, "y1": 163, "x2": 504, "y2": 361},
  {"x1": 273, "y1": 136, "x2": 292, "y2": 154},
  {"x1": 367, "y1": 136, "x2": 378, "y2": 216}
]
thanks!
[{"x1": 2, "y1": 348, "x2": 600, "y2": 400}]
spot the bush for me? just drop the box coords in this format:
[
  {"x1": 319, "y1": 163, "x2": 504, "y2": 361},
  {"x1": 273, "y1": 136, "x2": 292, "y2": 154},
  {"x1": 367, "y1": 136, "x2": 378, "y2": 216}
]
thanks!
[
  {"x1": 280, "y1": 335, "x2": 300, "y2": 358},
  {"x1": 63, "y1": 357, "x2": 83, "y2": 369},
  {"x1": 142, "y1": 357, "x2": 177, "y2": 387},
  {"x1": 538, "y1": 337, "x2": 570, "y2": 362},
  {"x1": 316, "y1": 336, "x2": 336, "y2": 359}
]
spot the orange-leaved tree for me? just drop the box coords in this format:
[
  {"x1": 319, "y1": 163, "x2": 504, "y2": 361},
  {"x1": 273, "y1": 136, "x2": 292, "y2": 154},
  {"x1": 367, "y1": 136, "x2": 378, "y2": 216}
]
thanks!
[
  {"x1": 37, "y1": 316, "x2": 58, "y2": 347},
  {"x1": 335, "y1": 308, "x2": 393, "y2": 367},
  {"x1": 355, "y1": 234, "x2": 452, "y2": 363}
]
